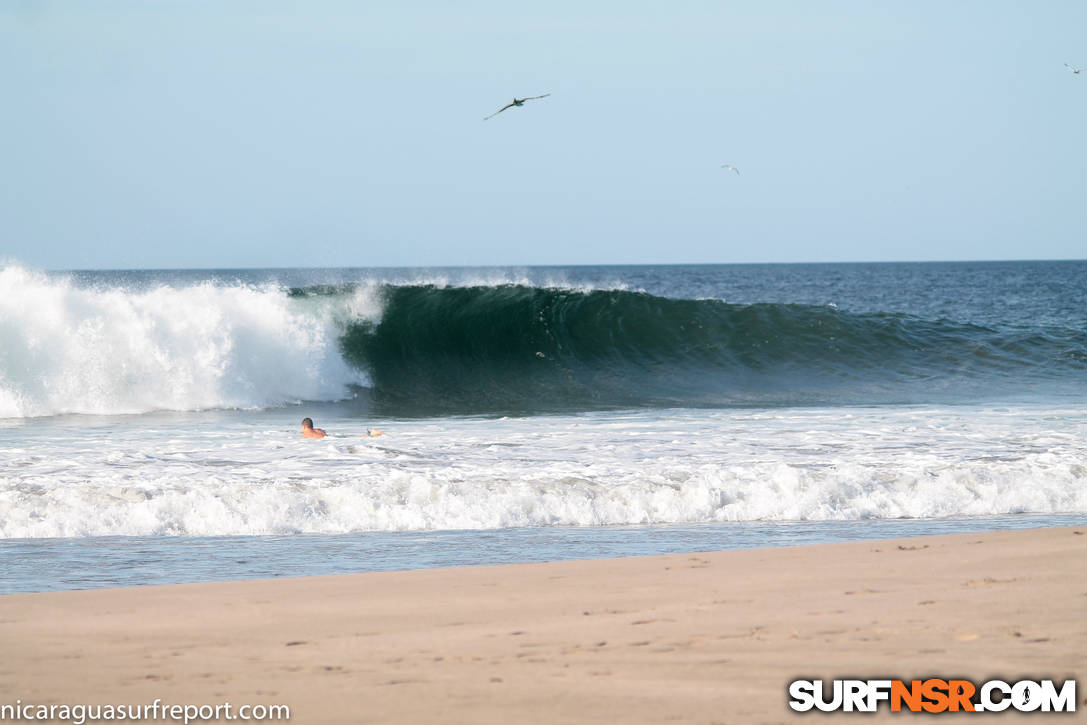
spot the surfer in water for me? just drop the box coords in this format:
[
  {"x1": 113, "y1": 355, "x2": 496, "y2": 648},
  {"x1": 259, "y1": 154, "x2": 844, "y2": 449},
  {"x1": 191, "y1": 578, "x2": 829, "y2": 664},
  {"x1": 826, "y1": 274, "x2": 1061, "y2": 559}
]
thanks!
[{"x1": 301, "y1": 418, "x2": 383, "y2": 439}]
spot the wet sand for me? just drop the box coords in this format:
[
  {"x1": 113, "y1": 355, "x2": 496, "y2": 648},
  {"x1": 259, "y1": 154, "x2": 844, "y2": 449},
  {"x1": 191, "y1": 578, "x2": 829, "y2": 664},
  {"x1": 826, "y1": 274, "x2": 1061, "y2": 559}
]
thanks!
[{"x1": 1, "y1": 526, "x2": 1084, "y2": 723}]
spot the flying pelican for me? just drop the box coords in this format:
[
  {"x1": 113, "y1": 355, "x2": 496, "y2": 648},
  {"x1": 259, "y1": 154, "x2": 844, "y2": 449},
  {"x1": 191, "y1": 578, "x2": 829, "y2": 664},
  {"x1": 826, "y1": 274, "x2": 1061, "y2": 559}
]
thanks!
[
  {"x1": 1065, "y1": 63, "x2": 1082, "y2": 74},
  {"x1": 721, "y1": 164, "x2": 740, "y2": 175},
  {"x1": 483, "y1": 94, "x2": 551, "y2": 120}
]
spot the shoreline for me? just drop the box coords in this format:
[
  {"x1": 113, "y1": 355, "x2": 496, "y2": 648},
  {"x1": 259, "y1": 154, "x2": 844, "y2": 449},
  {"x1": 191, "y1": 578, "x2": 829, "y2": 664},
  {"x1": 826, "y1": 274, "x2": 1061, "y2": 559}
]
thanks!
[
  {"x1": 2, "y1": 526, "x2": 1084, "y2": 722},
  {"x1": 6, "y1": 514, "x2": 1086, "y2": 595}
]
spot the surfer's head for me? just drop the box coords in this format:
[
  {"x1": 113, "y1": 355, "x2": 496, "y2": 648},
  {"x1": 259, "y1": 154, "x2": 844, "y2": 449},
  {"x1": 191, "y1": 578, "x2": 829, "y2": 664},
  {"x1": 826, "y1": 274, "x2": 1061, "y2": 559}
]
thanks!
[{"x1": 302, "y1": 417, "x2": 315, "y2": 430}]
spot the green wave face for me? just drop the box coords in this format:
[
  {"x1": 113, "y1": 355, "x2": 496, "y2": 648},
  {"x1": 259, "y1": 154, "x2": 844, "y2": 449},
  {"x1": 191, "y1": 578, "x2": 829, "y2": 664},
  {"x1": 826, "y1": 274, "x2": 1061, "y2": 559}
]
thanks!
[{"x1": 331, "y1": 284, "x2": 1087, "y2": 415}]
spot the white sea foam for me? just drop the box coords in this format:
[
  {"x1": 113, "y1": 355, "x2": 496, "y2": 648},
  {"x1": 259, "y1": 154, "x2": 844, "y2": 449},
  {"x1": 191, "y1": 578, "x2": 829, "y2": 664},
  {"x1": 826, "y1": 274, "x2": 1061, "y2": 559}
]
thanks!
[
  {"x1": 1, "y1": 406, "x2": 1084, "y2": 538},
  {"x1": 0, "y1": 266, "x2": 371, "y2": 418}
]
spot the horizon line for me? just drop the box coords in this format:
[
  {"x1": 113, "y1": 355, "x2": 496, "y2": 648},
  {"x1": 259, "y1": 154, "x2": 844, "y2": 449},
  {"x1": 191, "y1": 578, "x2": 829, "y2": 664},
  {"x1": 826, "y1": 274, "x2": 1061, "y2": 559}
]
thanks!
[{"x1": 6, "y1": 258, "x2": 1087, "y2": 274}]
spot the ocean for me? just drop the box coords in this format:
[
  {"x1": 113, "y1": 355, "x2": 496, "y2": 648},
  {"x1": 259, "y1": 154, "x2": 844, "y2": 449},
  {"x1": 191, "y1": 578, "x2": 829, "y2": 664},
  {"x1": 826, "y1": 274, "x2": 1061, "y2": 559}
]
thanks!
[{"x1": 2, "y1": 261, "x2": 1086, "y2": 593}]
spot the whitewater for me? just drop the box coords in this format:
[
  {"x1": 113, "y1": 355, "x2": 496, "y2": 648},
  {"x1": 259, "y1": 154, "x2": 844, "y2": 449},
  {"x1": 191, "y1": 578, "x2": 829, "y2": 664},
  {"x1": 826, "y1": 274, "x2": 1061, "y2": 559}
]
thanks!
[
  {"x1": 0, "y1": 265, "x2": 373, "y2": 418},
  {"x1": 4, "y1": 405, "x2": 1087, "y2": 539},
  {"x1": 1, "y1": 261, "x2": 1085, "y2": 589}
]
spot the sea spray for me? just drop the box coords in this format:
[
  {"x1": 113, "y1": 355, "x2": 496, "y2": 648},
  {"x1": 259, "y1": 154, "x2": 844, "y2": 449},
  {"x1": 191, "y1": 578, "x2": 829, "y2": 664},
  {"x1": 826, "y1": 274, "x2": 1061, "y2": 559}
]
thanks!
[{"x1": 0, "y1": 266, "x2": 367, "y2": 417}]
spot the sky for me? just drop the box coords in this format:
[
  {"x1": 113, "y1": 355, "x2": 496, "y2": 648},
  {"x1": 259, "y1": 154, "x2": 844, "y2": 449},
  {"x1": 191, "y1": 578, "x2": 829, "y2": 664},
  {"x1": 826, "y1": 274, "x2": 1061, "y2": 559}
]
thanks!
[{"x1": 2, "y1": 0, "x2": 1085, "y2": 270}]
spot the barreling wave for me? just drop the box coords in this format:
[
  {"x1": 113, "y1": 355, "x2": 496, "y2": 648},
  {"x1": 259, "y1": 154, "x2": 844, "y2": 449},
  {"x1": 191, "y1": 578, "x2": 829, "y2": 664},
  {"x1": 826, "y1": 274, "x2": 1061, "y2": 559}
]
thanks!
[
  {"x1": 2, "y1": 265, "x2": 1086, "y2": 418},
  {"x1": 340, "y1": 284, "x2": 1087, "y2": 414}
]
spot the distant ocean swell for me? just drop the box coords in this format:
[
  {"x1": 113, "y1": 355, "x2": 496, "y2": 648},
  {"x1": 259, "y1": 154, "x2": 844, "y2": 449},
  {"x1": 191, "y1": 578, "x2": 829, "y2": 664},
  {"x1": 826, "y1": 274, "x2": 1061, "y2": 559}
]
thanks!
[{"x1": 2, "y1": 266, "x2": 1086, "y2": 418}]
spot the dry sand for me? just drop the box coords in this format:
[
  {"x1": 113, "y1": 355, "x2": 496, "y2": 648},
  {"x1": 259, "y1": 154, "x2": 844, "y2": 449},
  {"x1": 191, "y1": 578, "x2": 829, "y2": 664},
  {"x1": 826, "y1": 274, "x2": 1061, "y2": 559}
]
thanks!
[{"x1": 1, "y1": 526, "x2": 1084, "y2": 723}]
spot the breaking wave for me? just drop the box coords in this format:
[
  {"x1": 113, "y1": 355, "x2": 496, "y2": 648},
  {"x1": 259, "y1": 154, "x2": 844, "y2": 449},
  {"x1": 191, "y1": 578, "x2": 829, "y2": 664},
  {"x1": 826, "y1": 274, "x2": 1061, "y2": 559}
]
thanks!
[{"x1": 2, "y1": 266, "x2": 1085, "y2": 418}]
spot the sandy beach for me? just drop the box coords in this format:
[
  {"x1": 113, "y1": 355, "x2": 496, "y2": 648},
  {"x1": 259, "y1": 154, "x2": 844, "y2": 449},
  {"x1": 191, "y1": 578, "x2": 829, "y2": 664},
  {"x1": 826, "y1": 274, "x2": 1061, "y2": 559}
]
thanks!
[{"x1": 2, "y1": 526, "x2": 1084, "y2": 723}]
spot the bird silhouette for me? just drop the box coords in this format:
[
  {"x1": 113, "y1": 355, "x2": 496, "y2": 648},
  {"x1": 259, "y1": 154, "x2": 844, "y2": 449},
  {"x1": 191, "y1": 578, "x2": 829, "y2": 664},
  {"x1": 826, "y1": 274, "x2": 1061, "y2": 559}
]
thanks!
[
  {"x1": 1065, "y1": 63, "x2": 1082, "y2": 74},
  {"x1": 484, "y1": 94, "x2": 551, "y2": 120},
  {"x1": 721, "y1": 164, "x2": 740, "y2": 175}
]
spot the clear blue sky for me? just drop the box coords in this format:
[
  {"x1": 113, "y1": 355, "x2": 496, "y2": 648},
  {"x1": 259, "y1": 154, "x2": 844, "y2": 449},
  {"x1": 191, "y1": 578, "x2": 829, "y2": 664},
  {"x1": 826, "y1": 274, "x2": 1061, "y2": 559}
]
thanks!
[{"x1": 2, "y1": 1, "x2": 1085, "y2": 269}]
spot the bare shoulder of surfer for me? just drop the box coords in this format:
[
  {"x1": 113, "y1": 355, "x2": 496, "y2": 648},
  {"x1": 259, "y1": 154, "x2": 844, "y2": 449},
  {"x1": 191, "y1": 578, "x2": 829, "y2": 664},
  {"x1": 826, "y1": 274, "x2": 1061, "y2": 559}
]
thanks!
[{"x1": 301, "y1": 417, "x2": 327, "y2": 438}]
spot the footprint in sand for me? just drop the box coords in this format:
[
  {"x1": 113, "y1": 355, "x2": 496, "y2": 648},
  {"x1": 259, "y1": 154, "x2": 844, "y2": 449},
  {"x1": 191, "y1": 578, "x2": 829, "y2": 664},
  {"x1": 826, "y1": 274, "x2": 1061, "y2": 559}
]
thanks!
[{"x1": 963, "y1": 577, "x2": 1017, "y2": 587}]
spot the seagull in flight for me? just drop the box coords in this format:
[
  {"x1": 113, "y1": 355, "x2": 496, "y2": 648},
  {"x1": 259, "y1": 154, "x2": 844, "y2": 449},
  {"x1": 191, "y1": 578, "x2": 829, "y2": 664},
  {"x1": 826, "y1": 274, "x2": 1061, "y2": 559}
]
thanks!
[
  {"x1": 1065, "y1": 63, "x2": 1083, "y2": 74},
  {"x1": 721, "y1": 164, "x2": 740, "y2": 175},
  {"x1": 483, "y1": 94, "x2": 551, "y2": 120}
]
